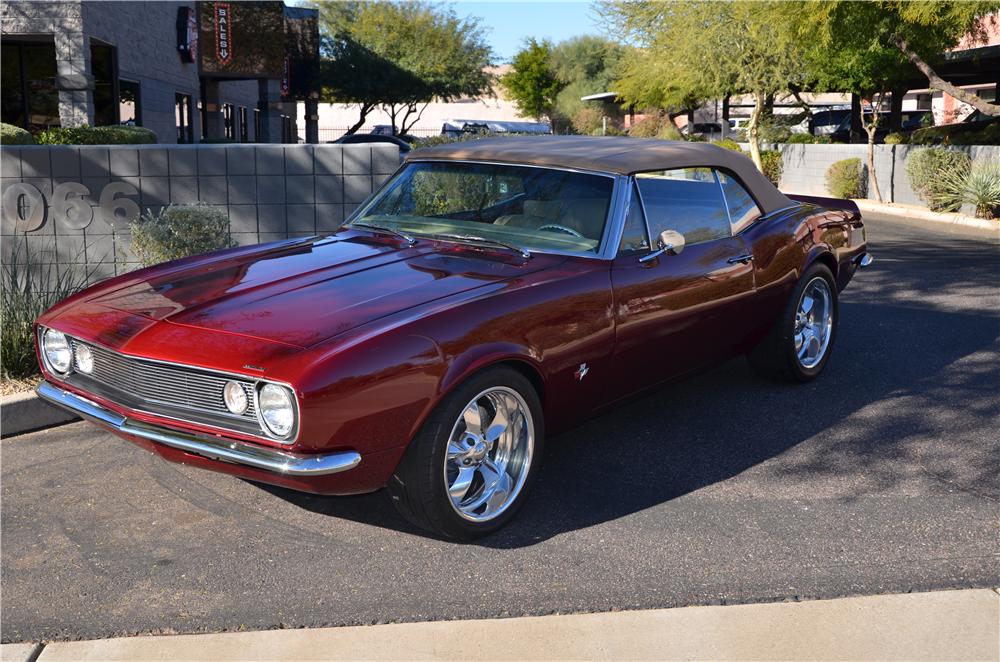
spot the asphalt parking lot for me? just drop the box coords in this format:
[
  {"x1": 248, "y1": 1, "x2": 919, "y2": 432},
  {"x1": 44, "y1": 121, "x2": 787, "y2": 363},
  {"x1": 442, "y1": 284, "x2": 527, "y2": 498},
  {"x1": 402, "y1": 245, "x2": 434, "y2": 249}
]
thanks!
[{"x1": 2, "y1": 213, "x2": 998, "y2": 643}]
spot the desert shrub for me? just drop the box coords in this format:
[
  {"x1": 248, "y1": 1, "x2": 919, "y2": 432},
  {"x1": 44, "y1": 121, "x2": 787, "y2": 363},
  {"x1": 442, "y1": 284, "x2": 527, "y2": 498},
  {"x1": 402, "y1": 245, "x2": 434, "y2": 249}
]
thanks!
[
  {"x1": 760, "y1": 150, "x2": 783, "y2": 185},
  {"x1": 826, "y1": 158, "x2": 866, "y2": 199},
  {"x1": 626, "y1": 113, "x2": 683, "y2": 141},
  {"x1": 906, "y1": 147, "x2": 971, "y2": 212},
  {"x1": 713, "y1": 138, "x2": 743, "y2": 152},
  {"x1": 932, "y1": 161, "x2": 1000, "y2": 219},
  {"x1": 685, "y1": 133, "x2": 707, "y2": 142},
  {"x1": 35, "y1": 125, "x2": 157, "y2": 145},
  {"x1": 572, "y1": 107, "x2": 605, "y2": 135},
  {"x1": 627, "y1": 114, "x2": 662, "y2": 138},
  {"x1": 1, "y1": 238, "x2": 90, "y2": 380},
  {"x1": 1, "y1": 122, "x2": 35, "y2": 145},
  {"x1": 130, "y1": 204, "x2": 234, "y2": 267},
  {"x1": 884, "y1": 132, "x2": 909, "y2": 145},
  {"x1": 656, "y1": 120, "x2": 682, "y2": 141}
]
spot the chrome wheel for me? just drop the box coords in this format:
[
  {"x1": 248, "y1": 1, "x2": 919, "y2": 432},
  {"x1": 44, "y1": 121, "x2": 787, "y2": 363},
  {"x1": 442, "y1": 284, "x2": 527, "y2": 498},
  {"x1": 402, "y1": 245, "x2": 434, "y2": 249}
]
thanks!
[
  {"x1": 794, "y1": 277, "x2": 834, "y2": 369},
  {"x1": 444, "y1": 387, "x2": 534, "y2": 523}
]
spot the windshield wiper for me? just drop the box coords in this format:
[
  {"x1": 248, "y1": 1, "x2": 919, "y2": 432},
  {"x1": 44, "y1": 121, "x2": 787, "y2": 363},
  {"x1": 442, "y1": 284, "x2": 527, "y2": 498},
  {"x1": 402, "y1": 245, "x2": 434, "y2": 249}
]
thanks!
[
  {"x1": 430, "y1": 233, "x2": 531, "y2": 259},
  {"x1": 350, "y1": 221, "x2": 417, "y2": 246}
]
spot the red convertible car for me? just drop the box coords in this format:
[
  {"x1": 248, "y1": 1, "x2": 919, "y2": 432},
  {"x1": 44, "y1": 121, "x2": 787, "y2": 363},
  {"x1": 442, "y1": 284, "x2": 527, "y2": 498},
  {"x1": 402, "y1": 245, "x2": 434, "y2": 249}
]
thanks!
[{"x1": 36, "y1": 137, "x2": 871, "y2": 539}]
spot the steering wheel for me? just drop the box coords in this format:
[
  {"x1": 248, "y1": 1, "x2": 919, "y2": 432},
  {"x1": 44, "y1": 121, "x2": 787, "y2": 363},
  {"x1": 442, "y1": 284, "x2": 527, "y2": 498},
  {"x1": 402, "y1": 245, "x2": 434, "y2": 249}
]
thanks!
[{"x1": 538, "y1": 224, "x2": 584, "y2": 238}]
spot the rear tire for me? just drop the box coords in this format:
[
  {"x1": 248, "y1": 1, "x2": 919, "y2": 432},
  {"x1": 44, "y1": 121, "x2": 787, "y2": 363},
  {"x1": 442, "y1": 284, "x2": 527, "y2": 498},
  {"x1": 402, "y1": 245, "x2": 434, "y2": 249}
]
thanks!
[
  {"x1": 387, "y1": 367, "x2": 543, "y2": 540},
  {"x1": 748, "y1": 262, "x2": 838, "y2": 383}
]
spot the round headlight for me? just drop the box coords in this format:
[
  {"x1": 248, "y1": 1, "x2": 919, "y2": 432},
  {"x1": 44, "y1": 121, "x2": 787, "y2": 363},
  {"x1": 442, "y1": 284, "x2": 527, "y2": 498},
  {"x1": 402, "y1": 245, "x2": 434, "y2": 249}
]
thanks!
[
  {"x1": 42, "y1": 328, "x2": 72, "y2": 374},
  {"x1": 74, "y1": 344, "x2": 94, "y2": 374},
  {"x1": 257, "y1": 383, "x2": 295, "y2": 438},
  {"x1": 223, "y1": 381, "x2": 248, "y2": 415}
]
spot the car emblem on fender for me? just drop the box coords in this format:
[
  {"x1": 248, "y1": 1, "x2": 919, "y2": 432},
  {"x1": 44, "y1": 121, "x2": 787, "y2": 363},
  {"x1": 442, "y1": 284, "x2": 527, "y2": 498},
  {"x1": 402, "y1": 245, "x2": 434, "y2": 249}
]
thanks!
[{"x1": 575, "y1": 363, "x2": 589, "y2": 381}]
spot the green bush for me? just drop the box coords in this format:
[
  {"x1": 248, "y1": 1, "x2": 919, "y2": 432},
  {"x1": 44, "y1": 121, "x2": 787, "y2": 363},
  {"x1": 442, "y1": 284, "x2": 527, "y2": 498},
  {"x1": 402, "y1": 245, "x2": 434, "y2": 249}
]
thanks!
[
  {"x1": 713, "y1": 138, "x2": 743, "y2": 152},
  {"x1": 906, "y1": 147, "x2": 971, "y2": 212},
  {"x1": 825, "y1": 158, "x2": 866, "y2": 199},
  {"x1": 760, "y1": 150, "x2": 783, "y2": 185},
  {"x1": 1, "y1": 122, "x2": 35, "y2": 145},
  {"x1": 35, "y1": 125, "x2": 157, "y2": 145},
  {"x1": 130, "y1": 204, "x2": 235, "y2": 267},
  {"x1": 932, "y1": 161, "x2": 1000, "y2": 219},
  {"x1": 786, "y1": 133, "x2": 818, "y2": 144},
  {"x1": 1, "y1": 237, "x2": 90, "y2": 380},
  {"x1": 884, "y1": 132, "x2": 909, "y2": 145}
]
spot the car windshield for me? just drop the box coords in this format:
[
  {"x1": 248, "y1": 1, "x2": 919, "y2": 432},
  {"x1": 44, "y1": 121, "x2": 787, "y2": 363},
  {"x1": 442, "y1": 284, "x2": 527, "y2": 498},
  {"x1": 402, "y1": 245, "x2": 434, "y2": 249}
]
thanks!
[{"x1": 351, "y1": 161, "x2": 615, "y2": 255}]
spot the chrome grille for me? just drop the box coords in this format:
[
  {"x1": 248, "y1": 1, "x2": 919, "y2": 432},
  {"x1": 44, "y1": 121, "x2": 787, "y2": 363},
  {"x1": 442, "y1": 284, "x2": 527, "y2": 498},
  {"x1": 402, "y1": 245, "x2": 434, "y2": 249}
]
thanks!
[{"x1": 69, "y1": 339, "x2": 260, "y2": 427}]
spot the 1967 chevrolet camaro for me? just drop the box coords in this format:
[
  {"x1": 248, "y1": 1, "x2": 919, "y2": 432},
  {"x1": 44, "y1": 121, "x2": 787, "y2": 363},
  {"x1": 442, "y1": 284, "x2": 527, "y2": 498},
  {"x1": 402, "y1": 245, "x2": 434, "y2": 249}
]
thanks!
[{"x1": 36, "y1": 137, "x2": 871, "y2": 539}]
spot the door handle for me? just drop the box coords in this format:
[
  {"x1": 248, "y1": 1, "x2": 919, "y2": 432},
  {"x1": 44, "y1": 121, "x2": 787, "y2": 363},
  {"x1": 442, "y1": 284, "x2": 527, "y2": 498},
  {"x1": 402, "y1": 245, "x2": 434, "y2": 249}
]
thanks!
[{"x1": 727, "y1": 254, "x2": 754, "y2": 265}]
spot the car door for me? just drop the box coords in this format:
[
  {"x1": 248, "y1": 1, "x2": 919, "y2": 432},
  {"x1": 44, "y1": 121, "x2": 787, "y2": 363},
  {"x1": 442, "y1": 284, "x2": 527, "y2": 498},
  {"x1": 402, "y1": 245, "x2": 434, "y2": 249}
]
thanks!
[{"x1": 609, "y1": 169, "x2": 756, "y2": 399}]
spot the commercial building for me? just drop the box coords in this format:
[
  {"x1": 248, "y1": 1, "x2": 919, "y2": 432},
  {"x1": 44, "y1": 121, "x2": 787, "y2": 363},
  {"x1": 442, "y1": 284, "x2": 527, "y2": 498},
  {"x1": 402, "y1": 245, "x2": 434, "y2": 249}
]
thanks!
[{"x1": 1, "y1": 0, "x2": 318, "y2": 143}]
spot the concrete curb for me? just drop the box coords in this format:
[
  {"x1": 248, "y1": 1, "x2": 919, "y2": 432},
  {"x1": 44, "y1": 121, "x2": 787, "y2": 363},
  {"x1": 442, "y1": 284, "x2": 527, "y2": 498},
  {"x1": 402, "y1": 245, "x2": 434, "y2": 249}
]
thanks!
[
  {"x1": 853, "y1": 199, "x2": 1000, "y2": 232},
  {"x1": 1, "y1": 389, "x2": 78, "y2": 438},
  {"x1": 6, "y1": 588, "x2": 998, "y2": 661}
]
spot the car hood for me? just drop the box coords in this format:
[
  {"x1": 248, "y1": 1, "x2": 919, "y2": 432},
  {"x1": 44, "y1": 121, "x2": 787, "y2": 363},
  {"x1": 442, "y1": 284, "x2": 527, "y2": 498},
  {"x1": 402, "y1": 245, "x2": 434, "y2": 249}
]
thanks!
[{"x1": 82, "y1": 233, "x2": 565, "y2": 349}]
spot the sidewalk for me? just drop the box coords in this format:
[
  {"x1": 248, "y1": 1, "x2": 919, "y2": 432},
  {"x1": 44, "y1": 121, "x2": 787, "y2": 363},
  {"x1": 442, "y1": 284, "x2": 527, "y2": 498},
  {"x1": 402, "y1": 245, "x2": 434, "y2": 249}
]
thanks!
[
  {"x1": 852, "y1": 199, "x2": 999, "y2": 232},
  {"x1": 4, "y1": 588, "x2": 997, "y2": 661}
]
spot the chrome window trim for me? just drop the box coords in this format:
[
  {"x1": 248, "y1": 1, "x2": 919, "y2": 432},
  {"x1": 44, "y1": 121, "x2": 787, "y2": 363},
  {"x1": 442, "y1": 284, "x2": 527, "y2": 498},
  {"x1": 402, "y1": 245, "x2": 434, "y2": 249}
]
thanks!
[
  {"x1": 347, "y1": 159, "x2": 624, "y2": 261},
  {"x1": 38, "y1": 326, "x2": 300, "y2": 445}
]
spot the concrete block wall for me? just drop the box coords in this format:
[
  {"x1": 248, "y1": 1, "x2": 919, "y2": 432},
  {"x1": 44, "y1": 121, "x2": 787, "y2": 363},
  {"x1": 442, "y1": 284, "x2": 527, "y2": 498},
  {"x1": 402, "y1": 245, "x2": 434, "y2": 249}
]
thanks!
[
  {"x1": 773, "y1": 143, "x2": 1000, "y2": 207},
  {"x1": 1, "y1": 144, "x2": 400, "y2": 285}
]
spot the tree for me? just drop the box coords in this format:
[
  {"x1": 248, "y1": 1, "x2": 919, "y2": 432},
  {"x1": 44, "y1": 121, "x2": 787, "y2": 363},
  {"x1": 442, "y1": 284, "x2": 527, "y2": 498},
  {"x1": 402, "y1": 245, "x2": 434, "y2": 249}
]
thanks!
[
  {"x1": 885, "y1": 2, "x2": 1000, "y2": 117},
  {"x1": 806, "y1": 2, "x2": 1000, "y2": 199},
  {"x1": 313, "y1": 1, "x2": 494, "y2": 135},
  {"x1": 549, "y1": 36, "x2": 625, "y2": 133},
  {"x1": 500, "y1": 39, "x2": 562, "y2": 122},
  {"x1": 600, "y1": 1, "x2": 810, "y2": 170}
]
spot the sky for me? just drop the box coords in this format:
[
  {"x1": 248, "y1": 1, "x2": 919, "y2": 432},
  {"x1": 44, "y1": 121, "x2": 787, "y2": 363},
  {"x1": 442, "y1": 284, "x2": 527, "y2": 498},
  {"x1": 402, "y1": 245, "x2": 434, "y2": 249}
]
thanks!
[{"x1": 452, "y1": 1, "x2": 602, "y2": 62}]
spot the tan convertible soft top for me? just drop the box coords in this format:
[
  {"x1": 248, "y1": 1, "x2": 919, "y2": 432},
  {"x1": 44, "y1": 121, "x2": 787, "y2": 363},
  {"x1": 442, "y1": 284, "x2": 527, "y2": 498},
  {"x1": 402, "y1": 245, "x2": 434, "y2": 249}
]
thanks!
[{"x1": 408, "y1": 136, "x2": 793, "y2": 214}]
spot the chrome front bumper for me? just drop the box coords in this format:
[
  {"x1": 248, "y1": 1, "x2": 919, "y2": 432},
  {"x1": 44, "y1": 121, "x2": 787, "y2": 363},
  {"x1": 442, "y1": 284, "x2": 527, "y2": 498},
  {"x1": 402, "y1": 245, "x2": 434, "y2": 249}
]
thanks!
[{"x1": 36, "y1": 381, "x2": 361, "y2": 477}]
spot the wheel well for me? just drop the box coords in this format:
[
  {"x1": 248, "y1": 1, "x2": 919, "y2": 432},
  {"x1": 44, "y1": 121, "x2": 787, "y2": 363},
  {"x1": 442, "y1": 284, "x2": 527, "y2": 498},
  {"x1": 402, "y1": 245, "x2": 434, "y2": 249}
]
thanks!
[
  {"x1": 495, "y1": 359, "x2": 545, "y2": 404},
  {"x1": 811, "y1": 251, "x2": 838, "y2": 279}
]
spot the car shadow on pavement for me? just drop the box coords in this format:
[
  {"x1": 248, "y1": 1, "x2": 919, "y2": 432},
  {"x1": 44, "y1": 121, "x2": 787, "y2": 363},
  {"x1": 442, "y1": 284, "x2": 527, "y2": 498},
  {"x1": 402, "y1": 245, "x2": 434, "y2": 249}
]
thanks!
[{"x1": 261, "y1": 297, "x2": 1000, "y2": 547}]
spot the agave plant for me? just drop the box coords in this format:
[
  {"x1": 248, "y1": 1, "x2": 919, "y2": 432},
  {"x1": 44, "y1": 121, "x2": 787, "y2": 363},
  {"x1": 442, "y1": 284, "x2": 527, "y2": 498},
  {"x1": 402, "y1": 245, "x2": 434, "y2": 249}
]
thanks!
[{"x1": 932, "y1": 161, "x2": 1000, "y2": 219}]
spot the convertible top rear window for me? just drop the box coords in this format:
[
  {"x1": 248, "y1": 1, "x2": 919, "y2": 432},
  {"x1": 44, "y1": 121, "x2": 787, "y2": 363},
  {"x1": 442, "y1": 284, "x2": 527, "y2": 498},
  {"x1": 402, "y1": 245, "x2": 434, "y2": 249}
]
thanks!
[{"x1": 353, "y1": 161, "x2": 615, "y2": 255}]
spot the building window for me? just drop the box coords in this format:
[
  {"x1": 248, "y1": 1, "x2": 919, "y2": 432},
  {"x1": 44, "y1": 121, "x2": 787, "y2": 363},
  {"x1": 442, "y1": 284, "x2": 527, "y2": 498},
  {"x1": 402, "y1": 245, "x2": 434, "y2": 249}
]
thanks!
[
  {"x1": 239, "y1": 106, "x2": 249, "y2": 142},
  {"x1": 90, "y1": 41, "x2": 118, "y2": 126},
  {"x1": 119, "y1": 79, "x2": 141, "y2": 126},
  {"x1": 223, "y1": 103, "x2": 235, "y2": 140},
  {"x1": 915, "y1": 93, "x2": 932, "y2": 111},
  {"x1": 1, "y1": 40, "x2": 59, "y2": 132},
  {"x1": 175, "y1": 93, "x2": 193, "y2": 143}
]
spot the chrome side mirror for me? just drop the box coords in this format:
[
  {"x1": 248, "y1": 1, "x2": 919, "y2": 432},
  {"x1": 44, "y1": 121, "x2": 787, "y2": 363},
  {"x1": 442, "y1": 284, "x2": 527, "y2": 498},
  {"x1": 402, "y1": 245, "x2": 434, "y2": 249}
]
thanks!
[{"x1": 639, "y1": 229, "x2": 686, "y2": 264}]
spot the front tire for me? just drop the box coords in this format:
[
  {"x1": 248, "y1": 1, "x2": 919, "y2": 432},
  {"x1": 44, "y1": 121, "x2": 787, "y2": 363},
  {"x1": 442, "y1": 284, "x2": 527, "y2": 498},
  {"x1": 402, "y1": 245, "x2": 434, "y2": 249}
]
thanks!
[
  {"x1": 387, "y1": 367, "x2": 543, "y2": 540},
  {"x1": 748, "y1": 262, "x2": 838, "y2": 382}
]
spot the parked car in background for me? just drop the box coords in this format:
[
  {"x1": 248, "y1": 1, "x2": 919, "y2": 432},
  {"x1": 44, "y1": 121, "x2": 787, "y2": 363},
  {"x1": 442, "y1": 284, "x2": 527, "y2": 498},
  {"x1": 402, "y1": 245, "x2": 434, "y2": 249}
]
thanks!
[
  {"x1": 332, "y1": 132, "x2": 413, "y2": 155},
  {"x1": 441, "y1": 119, "x2": 551, "y2": 138},
  {"x1": 828, "y1": 110, "x2": 930, "y2": 143},
  {"x1": 682, "y1": 122, "x2": 724, "y2": 138},
  {"x1": 35, "y1": 137, "x2": 871, "y2": 540},
  {"x1": 810, "y1": 108, "x2": 852, "y2": 136}
]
